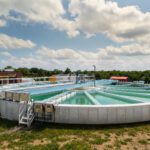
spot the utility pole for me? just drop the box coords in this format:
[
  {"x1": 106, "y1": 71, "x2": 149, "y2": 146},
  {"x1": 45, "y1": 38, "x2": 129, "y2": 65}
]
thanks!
[{"x1": 93, "y1": 65, "x2": 96, "y2": 87}]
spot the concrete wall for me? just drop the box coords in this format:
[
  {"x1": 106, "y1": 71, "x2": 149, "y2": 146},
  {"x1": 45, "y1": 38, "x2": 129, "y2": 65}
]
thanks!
[
  {"x1": 54, "y1": 104, "x2": 150, "y2": 124},
  {"x1": 1, "y1": 99, "x2": 150, "y2": 124},
  {"x1": 0, "y1": 100, "x2": 24, "y2": 121}
]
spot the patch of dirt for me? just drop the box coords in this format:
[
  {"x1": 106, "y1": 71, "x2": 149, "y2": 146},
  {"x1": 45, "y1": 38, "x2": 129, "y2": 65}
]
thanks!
[
  {"x1": 94, "y1": 132, "x2": 150, "y2": 150},
  {"x1": 94, "y1": 133, "x2": 116, "y2": 150},
  {"x1": 29, "y1": 138, "x2": 51, "y2": 146},
  {"x1": 0, "y1": 126, "x2": 22, "y2": 136},
  {"x1": 59, "y1": 140, "x2": 72, "y2": 148},
  {"x1": 14, "y1": 139, "x2": 20, "y2": 142},
  {"x1": 58, "y1": 135, "x2": 81, "y2": 148},
  {"x1": 1, "y1": 141, "x2": 10, "y2": 149}
]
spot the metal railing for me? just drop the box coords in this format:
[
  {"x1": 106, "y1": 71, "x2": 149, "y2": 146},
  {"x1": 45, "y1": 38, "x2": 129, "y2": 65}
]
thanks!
[
  {"x1": 34, "y1": 91, "x2": 76, "y2": 105},
  {"x1": 26, "y1": 103, "x2": 35, "y2": 127},
  {"x1": 53, "y1": 92, "x2": 76, "y2": 105},
  {"x1": 0, "y1": 76, "x2": 94, "y2": 86},
  {"x1": 19, "y1": 102, "x2": 27, "y2": 123},
  {"x1": 19, "y1": 101, "x2": 35, "y2": 127}
]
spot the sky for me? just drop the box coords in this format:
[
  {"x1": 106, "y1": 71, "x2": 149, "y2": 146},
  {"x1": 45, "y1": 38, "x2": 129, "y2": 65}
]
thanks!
[{"x1": 0, "y1": 0, "x2": 150, "y2": 71}]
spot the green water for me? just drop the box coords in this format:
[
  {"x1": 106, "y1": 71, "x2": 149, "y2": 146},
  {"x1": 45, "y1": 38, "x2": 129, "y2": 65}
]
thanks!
[
  {"x1": 105, "y1": 90, "x2": 150, "y2": 99},
  {"x1": 109, "y1": 88, "x2": 150, "y2": 93},
  {"x1": 29, "y1": 84, "x2": 150, "y2": 104},
  {"x1": 121, "y1": 95, "x2": 150, "y2": 103},
  {"x1": 31, "y1": 91, "x2": 62, "y2": 101},
  {"x1": 90, "y1": 93, "x2": 131, "y2": 105},
  {"x1": 61, "y1": 93, "x2": 94, "y2": 105},
  {"x1": 108, "y1": 85, "x2": 148, "y2": 90}
]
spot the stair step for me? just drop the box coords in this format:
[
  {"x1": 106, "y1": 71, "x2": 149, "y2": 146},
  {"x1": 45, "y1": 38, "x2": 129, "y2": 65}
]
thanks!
[
  {"x1": 22, "y1": 117, "x2": 28, "y2": 120},
  {"x1": 19, "y1": 121, "x2": 28, "y2": 125},
  {"x1": 19, "y1": 103, "x2": 35, "y2": 127},
  {"x1": 24, "y1": 114, "x2": 27, "y2": 117},
  {"x1": 22, "y1": 119, "x2": 27, "y2": 122}
]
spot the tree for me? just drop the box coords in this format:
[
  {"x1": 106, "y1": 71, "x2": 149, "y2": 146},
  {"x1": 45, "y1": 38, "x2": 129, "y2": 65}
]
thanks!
[
  {"x1": 15, "y1": 68, "x2": 31, "y2": 76},
  {"x1": 4, "y1": 66, "x2": 14, "y2": 69},
  {"x1": 52, "y1": 69, "x2": 63, "y2": 75},
  {"x1": 64, "y1": 68, "x2": 71, "y2": 74}
]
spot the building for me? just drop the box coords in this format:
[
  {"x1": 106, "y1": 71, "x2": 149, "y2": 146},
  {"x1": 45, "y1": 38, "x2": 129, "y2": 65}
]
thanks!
[
  {"x1": 49, "y1": 74, "x2": 76, "y2": 83},
  {"x1": 110, "y1": 76, "x2": 128, "y2": 82},
  {"x1": 49, "y1": 74, "x2": 93, "y2": 83},
  {"x1": 0, "y1": 70, "x2": 22, "y2": 85}
]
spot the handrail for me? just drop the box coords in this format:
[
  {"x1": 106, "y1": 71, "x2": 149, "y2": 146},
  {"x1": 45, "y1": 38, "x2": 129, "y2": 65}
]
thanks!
[
  {"x1": 19, "y1": 102, "x2": 27, "y2": 123},
  {"x1": 27, "y1": 114, "x2": 35, "y2": 127},
  {"x1": 84, "y1": 91, "x2": 100, "y2": 105},
  {"x1": 34, "y1": 91, "x2": 71, "y2": 104},
  {"x1": 27, "y1": 102, "x2": 34, "y2": 127},
  {"x1": 53, "y1": 91, "x2": 76, "y2": 105},
  {"x1": 19, "y1": 101, "x2": 35, "y2": 127},
  {"x1": 35, "y1": 91, "x2": 76, "y2": 105},
  {"x1": 96, "y1": 90, "x2": 144, "y2": 104}
]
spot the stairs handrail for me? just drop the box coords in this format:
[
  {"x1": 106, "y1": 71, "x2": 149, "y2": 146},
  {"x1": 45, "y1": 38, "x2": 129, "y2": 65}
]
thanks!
[
  {"x1": 19, "y1": 102, "x2": 27, "y2": 123},
  {"x1": 27, "y1": 102, "x2": 35, "y2": 127}
]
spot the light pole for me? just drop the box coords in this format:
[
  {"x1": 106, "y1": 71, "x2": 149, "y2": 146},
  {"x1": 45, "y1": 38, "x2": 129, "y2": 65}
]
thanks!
[{"x1": 93, "y1": 65, "x2": 96, "y2": 87}]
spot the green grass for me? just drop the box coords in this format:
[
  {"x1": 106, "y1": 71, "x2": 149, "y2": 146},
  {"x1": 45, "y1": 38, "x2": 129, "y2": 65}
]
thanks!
[
  {"x1": 0, "y1": 119, "x2": 150, "y2": 150},
  {"x1": 138, "y1": 139, "x2": 149, "y2": 145},
  {"x1": 0, "y1": 119, "x2": 17, "y2": 132}
]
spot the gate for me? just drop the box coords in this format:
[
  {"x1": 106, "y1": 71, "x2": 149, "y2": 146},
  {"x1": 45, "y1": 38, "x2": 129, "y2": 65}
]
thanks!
[{"x1": 33, "y1": 103, "x2": 55, "y2": 122}]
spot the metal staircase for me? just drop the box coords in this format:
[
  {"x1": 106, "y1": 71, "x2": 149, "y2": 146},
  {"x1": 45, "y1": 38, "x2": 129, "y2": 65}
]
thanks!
[
  {"x1": 18, "y1": 91, "x2": 76, "y2": 127},
  {"x1": 19, "y1": 102, "x2": 35, "y2": 127}
]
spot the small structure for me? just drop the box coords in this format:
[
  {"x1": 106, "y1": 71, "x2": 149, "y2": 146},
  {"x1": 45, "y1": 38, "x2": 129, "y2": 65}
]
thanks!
[
  {"x1": 0, "y1": 70, "x2": 22, "y2": 85},
  {"x1": 49, "y1": 75, "x2": 57, "y2": 83},
  {"x1": 49, "y1": 74, "x2": 76, "y2": 83},
  {"x1": 76, "y1": 74, "x2": 93, "y2": 84},
  {"x1": 110, "y1": 76, "x2": 128, "y2": 82},
  {"x1": 49, "y1": 74, "x2": 94, "y2": 84}
]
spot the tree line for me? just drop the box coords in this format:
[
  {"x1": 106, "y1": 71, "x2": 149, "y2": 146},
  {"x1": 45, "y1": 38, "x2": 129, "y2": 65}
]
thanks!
[{"x1": 2, "y1": 66, "x2": 150, "y2": 83}]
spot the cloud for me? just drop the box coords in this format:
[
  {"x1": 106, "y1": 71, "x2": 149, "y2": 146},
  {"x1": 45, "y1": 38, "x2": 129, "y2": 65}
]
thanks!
[
  {"x1": 0, "y1": 0, "x2": 79, "y2": 38},
  {"x1": 0, "y1": 0, "x2": 149, "y2": 40},
  {"x1": 68, "y1": 0, "x2": 150, "y2": 42},
  {"x1": 37, "y1": 47, "x2": 80, "y2": 59},
  {"x1": 0, "y1": 51, "x2": 14, "y2": 58},
  {"x1": 98, "y1": 43, "x2": 150, "y2": 58},
  {"x1": 0, "y1": 43, "x2": 150, "y2": 71},
  {"x1": 0, "y1": 0, "x2": 149, "y2": 71},
  {"x1": 0, "y1": 34, "x2": 36, "y2": 49},
  {"x1": 0, "y1": 19, "x2": 6, "y2": 27}
]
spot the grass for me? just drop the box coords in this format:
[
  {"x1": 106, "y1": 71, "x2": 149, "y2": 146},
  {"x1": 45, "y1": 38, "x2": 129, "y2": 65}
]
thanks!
[
  {"x1": 0, "y1": 119, "x2": 150, "y2": 150},
  {"x1": 0, "y1": 119, "x2": 17, "y2": 132},
  {"x1": 138, "y1": 139, "x2": 149, "y2": 145}
]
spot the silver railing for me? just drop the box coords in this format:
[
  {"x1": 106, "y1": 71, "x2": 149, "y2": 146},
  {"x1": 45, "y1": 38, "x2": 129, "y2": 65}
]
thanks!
[
  {"x1": 34, "y1": 91, "x2": 76, "y2": 105},
  {"x1": 19, "y1": 102, "x2": 27, "y2": 123},
  {"x1": 26, "y1": 102, "x2": 35, "y2": 127}
]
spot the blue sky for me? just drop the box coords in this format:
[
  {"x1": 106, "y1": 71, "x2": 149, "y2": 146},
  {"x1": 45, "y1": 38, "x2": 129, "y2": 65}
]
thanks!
[
  {"x1": 0, "y1": 0, "x2": 149, "y2": 71},
  {"x1": 114, "y1": 0, "x2": 149, "y2": 12}
]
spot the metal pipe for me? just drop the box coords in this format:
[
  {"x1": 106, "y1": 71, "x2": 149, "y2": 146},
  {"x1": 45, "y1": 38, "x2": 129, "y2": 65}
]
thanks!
[{"x1": 93, "y1": 65, "x2": 96, "y2": 87}]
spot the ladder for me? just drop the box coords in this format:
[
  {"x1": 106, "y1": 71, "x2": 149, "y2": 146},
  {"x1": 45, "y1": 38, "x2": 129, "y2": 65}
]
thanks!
[{"x1": 19, "y1": 102, "x2": 35, "y2": 127}]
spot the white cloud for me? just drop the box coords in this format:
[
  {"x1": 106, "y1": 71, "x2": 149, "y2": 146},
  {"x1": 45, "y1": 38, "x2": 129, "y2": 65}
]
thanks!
[
  {"x1": 37, "y1": 47, "x2": 82, "y2": 60},
  {"x1": 0, "y1": 0, "x2": 149, "y2": 70},
  {"x1": 0, "y1": 51, "x2": 13, "y2": 57},
  {"x1": 0, "y1": 0, "x2": 149, "y2": 40},
  {"x1": 0, "y1": 0, "x2": 79, "y2": 38},
  {"x1": 0, "y1": 43, "x2": 150, "y2": 71},
  {"x1": 68, "y1": 0, "x2": 150, "y2": 42},
  {"x1": 0, "y1": 19, "x2": 6, "y2": 27},
  {"x1": 98, "y1": 43, "x2": 150, "y2": 58},
  {"x1": 0, "y1": 34, "x2": 36, "y2": 49}
]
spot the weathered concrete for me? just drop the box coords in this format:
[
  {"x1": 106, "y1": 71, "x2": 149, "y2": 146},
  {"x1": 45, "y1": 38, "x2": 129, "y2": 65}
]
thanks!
[
  {"x1": 0, "y1": 100, "x2": 24, "y2": 121},
  {"x1": 1, "y1": 99, "x2": 150, "y2": 124},
  {"x1": 54, "y1": 104, "x2": 150, "y2": 124}
]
